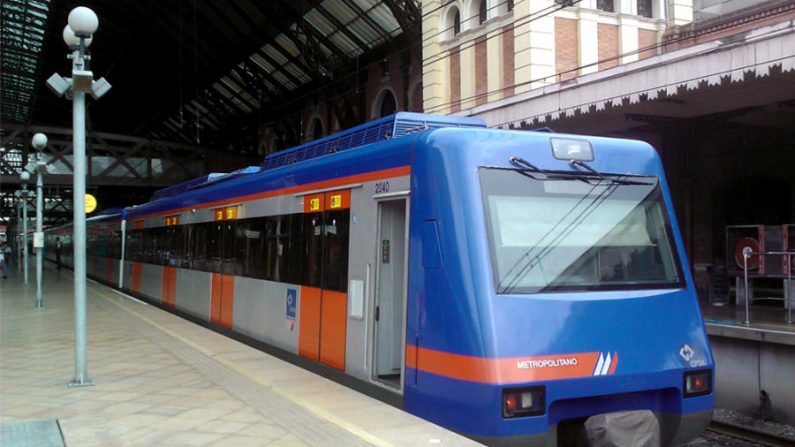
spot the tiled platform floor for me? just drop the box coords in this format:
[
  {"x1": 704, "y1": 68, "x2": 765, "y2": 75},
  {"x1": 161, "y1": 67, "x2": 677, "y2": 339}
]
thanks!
[{"x1": 0, "y1": 259, "x2": 481, "y2": 447}]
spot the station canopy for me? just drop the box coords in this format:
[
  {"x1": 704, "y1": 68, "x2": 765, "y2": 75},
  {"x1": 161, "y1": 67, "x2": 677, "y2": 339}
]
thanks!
[{"x1": 1, "y1": 0, "x2": 418, "y2": 150}]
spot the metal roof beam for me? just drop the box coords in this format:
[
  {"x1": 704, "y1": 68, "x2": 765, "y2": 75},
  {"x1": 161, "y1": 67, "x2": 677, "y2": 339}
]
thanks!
[
  {"x1": 338, "y1": 0, "x2": 394, "y2": 46},
  {"x1": 381, "y1": 0, "x2": 421, "y2": 41}
]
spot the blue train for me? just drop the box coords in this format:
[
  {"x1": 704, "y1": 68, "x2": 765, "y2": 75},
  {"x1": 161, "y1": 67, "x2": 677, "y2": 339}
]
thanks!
[{"x1": 48, "y1": 112, "x2": 713, "y2": 446}]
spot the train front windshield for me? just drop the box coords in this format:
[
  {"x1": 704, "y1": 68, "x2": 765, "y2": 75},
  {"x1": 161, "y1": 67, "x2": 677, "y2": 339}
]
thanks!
[{"x1": 480, "y1": 168, "x2": 683, "y2": 294}]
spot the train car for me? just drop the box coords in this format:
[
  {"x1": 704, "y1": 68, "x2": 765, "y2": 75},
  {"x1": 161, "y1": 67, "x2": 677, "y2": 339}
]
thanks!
[{"x1": 48, "y1": 112, "x2": 713, "y2": 446}]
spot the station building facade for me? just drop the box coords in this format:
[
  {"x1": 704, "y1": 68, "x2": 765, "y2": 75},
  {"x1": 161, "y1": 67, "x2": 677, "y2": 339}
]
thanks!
[
  {"x1": 421, "y1": 0, "x2": 795, "y2": 297},
  {"x1": 421, "y1": 0, "x2": 691, "y2": 114}
]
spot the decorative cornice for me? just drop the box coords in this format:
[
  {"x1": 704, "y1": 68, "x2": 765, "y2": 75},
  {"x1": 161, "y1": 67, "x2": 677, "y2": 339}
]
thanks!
[{"x1": 664, "y1": 0, "x2": 795, "y2": 43}]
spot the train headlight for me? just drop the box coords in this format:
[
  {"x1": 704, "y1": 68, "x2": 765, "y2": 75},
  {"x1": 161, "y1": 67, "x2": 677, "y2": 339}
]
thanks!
[
  {"x1": 683, "y1": 370, "x2": 712, "y2": 397},
  {"x1": 502, "y1": 386, "x2": 545, "y2": 418},
  {"x1": 551, "y1": 138, "x2": 594, "y2": 161}
]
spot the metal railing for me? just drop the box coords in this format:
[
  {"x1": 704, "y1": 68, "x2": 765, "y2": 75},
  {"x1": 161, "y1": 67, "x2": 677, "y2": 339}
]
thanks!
[{"x1": 742, "y1": 250, "x2": 794, "y2": 325}]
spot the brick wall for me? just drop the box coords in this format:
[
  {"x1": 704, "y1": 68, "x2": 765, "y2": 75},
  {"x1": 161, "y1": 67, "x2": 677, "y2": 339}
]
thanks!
[
  {"x1": 597, "y1": 24, "x2": 619, "y2": 71},
  {"x1": 475, "y1": 37, "x2": 488, "y2": 106},
  {"x1": 555, "y1": 18, "x2": 578, "y2": 82},
  {"x1": 638, "y1": 29, "x2": 658, "y2": 60},
  {"x1": 503, "y1": 25, "x2": 515, "y2": 97},
  {"x1": 450, "y1": 47, "x2": 461, "y2": 113}
]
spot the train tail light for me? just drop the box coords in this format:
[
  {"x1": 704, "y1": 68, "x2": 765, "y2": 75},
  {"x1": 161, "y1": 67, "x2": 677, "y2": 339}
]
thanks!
[
  {"x1": 503, "y1": 386, "x2": 545, "y2": 418},
  {"x1": 683, "y1": 370, "x2": 712, "y2": 397}
]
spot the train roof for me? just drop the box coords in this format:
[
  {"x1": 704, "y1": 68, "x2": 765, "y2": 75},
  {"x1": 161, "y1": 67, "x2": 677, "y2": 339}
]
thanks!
[
  {"x1": 119, "y1": 115, "x2": 663, "y2": 221},
  {"x1": 151, "y1": 173, "x2": 228, "y2": 201},
  {"x1": 262, "y1": 112, "x2": 485, "y2": 171}
]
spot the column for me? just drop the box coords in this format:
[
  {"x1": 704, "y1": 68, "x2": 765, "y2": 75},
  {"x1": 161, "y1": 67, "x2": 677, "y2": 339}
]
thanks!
[{"x1": 422, "y1": 0, "x2": 448, "y2": 113}]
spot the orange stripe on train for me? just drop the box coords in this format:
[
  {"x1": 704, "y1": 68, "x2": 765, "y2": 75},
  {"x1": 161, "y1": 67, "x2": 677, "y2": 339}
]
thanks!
[
  {"x1": 405, "y1": 345, "x2": 611, "y2": 384},
  {"x1": 135, "y1": 165, "x2": 411, "y2": 221}
]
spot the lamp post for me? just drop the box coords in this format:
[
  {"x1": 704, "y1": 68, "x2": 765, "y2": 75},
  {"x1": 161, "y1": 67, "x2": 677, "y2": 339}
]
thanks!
[
  {"x1": 20, "y1": 170, "x2": 30, "y2": 285},
  {"x1": 15, "y1": 194, "x2": 21, "y2": 272},
  {"x1": 32, "y1": 133, "x2": 48, "y2": 308},
  {"x1": 48, "y1": 6, "x2": 110, "y2": 387}
]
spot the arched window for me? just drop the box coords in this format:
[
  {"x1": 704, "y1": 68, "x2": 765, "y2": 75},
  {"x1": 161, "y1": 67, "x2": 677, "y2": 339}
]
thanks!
[
  {"x1": 379, "y1": 91, "x2": 397, "y2": 117},
  {"x1": 442, "y1": 5, "x2": 462, "y2": 40},
  {"x1": 465, "y1": 0, "x2": 484, "y2": 29}
]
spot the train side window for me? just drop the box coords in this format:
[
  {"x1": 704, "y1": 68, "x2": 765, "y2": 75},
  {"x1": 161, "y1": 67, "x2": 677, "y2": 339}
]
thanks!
[
  {"x1": 241, "y1": 217, "x2": 267, "y2": 280},
  {"x1": 269, "y1": 215, "x2": 294, "y2": 282},
  {"x1": 323, "y1": 210, "x2": 350, "y2": 292},
  {"x1": 157, "y1": 227, "x2": 166, "y2": 265},
  {"x1": 127, "y1": 230, "x2": 134, "y2": 261},
  {"x1": 128, "y1": 229, "x2": 140, "y2": 262},
  {"x1": 182, "y1": 224, "x2": 193, "y2": 268},
  {"x1": 193, "y1": 223, "x2": 208, "y2": 271},
  {"x1": 288, "y1": 213, "x2": 307, "y2": 285},
  {"x1": 264, "y1": 217, "x2": 279, "y2": 281},
  {"x1": 143, "y1": 228, "x2": 155, "y2": 264},
  {"x1": 167, "y1": 226, "x2": 182, "y2": 266},
  {"x1": 221, "y1": 221, "x2": 237, "y2": 275},
  {"x1": 148, "y1": 228, "x2": 159, "y2": 264},
  {"x1": 305, "y1": 212, "x2": 324, "y2": 288},
  {"x1": 111, "y1": 231, "x2": 122, "y2": 258},
  {"x1": 205, "y1": 222, "x2": 222, "y2": 272}
]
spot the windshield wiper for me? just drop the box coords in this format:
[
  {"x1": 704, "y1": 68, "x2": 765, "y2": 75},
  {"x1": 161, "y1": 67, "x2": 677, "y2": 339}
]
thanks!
[
  {"x1": 569, "y1": 160, "x2": 654, "y2": 186},
  {"x1": 509, "y1": 156, "x2": 549, "y2": 178},
  {"x1": 570, "y1": 159, "x2": 601, "y2": 176},
  {"x1": 509, "y1": 156, "x2": 654, "y2": 185}
]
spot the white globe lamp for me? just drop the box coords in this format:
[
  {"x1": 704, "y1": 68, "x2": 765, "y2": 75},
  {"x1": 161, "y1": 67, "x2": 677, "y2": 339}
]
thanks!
[
  {"x1": 68, "y1": 6, "x2": 99, "y2": 38},
  {"x1": 63, "y1": 25, "x2": 92, "y2": 49},
  {"x1": 32, "y1": 133, "x2": 48, "y2": 150}
]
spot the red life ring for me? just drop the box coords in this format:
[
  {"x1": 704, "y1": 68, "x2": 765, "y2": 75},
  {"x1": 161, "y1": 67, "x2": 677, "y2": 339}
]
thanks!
[{"x1": 734, "y1": 237, "x2": 760, "y2": 270}]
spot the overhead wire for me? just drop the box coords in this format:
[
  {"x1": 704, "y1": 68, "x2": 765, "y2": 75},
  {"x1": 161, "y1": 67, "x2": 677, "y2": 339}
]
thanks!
[
  {"x1": 265, "y1": 0, "x2": 699, "y2": 133},
  {"x1": 183, "y1": 0, "x2": 724, "y2": 143}
]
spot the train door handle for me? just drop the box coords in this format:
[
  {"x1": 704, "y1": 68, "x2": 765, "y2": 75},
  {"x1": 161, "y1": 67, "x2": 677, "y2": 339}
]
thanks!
[{"x1": 375, "y1": 306, "x2": 380, "y2": 322}]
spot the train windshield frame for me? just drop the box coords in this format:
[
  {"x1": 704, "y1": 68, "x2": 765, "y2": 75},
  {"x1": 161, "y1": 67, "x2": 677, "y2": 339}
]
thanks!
[{"x1": 480, "y1": 167, "x2": 685, "y2": 294}]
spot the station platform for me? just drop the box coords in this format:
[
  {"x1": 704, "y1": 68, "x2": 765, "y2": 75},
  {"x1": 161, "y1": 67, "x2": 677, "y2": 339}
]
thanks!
[
  {"x1": 701, "y1": 301, "x2": 795, "y2": 345},
  {"x1": 0, "y1": 262, "x2": 482, "y2": 447},
  {"x1": 699, "y1": 300, "x2": 795, "y2": 427}
]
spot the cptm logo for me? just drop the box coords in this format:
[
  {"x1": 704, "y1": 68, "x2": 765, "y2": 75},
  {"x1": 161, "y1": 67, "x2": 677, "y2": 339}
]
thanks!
[{"x1": 592, "y1": 352, "x2": 619, "y2": 376}]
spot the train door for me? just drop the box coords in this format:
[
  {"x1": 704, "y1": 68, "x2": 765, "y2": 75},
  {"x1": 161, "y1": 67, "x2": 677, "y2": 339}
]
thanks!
[
  {"x1": 209, "y1": 215, "x2": 236, "y2": 329},
  {"x1": 373, "y1": 199, "x2": 407, "y2": 388},
  {"x1": 299, "y1": 191, "x2": 350, "y2": 371}
]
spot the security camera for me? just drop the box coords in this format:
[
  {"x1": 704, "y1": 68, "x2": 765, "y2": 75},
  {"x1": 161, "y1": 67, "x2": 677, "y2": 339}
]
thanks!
[
  {"x1": 90, "y1": 77, "x2": 112, "y2": 100},
  {"x1": 46, "y1": 73, "x2": 70, "y2": 97}
]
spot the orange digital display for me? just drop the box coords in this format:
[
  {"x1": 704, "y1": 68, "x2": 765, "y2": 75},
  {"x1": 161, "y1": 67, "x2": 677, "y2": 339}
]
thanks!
[
  {"x1": 214, "y1": 206, "x2": 238, "y2": 221},
  {"x1": 310, "y1": 197, "x2": 322, "y2": 211},
  {"x1": 164, "y1": 215, "x2": 180, "y2": 226},
  {"x1": 325, "y1": 190, "x2": 350, "y2": 210},
  {"x1": 304, "y1": 194, "x2": 325, "y2": 213}
]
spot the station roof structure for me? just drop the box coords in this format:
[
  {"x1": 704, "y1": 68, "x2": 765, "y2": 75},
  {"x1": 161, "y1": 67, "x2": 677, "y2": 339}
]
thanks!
[{"x1": 1, "y1": 0, "x2": 419, "y2": 150}]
